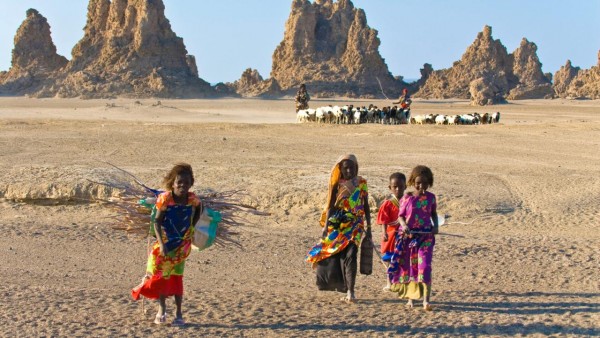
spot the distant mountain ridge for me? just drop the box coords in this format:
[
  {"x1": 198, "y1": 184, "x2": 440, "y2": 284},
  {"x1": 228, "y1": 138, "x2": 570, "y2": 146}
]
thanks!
[{"x1": 0, "y1": 0, "x2": 598, "y2": 103}]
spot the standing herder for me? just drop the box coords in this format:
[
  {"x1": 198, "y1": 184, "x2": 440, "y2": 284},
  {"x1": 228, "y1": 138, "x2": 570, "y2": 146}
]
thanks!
[
  {"x1": 295, "y1": 83, "x2": 310, "y2": 112},
  {"x1": 393, "y1": 88, "x2": 412, "y2": 122}
]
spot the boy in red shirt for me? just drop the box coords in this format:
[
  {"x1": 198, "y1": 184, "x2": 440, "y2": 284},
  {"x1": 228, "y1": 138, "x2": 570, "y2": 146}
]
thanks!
[{"x1": 377, "y1": 172, "x2": 406, "y2": 290}]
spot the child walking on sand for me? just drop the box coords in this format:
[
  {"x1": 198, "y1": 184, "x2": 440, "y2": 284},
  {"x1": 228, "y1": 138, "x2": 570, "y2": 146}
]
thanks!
[
  {"x1": 387, "y1": 165, "x2": 439, "y2": 311},
  {"x1": 377, "y1": 172, "x2": 406, "y2": 290},
  {"x1": 132, "y1": 163, "x2": 203, "y2": 326}
]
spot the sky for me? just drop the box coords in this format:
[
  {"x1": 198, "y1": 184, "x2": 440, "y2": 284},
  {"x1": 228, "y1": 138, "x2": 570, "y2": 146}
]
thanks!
[{"x1": 0, "y1": 0, "x2": 599, "y2": 84}]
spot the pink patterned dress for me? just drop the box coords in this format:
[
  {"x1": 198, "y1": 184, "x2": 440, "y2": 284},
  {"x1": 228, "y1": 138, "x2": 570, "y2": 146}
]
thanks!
[{"x1": 387, "y1": 192, "x2": 436, "y2": 299}]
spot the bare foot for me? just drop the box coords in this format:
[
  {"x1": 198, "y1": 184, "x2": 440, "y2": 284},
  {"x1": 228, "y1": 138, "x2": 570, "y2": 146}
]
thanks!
[
  {"x1": 341, "y1": 292, "x2": 356, "y2": 303},
  {"x1": 406, "y1": 299, "x2": 414, "y2": 308},
  {"x1": 423, "y1": 302, "x2": 433, "y2": 311},
  {"x1": 154, "y1": 313, "x2": 166, "y2": 325}
]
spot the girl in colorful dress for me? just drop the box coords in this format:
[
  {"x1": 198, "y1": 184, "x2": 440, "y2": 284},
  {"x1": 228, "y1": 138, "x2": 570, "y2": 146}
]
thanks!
[
  {"x1": 377, "y1": 172, "x2": 406, "y2": 290},
  {"x1": 131, "y1": 163, "x2": 202, "y2": 326},
  {"x1": 388, "y1": 165, "x2": 438, "y2": 311},
  {"x1": 307, "y1": 154, "x2": 372, "y2": 303}
]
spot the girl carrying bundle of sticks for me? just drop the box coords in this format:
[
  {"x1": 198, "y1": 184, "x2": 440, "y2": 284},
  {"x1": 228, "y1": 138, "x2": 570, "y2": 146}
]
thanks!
[
  {"x1": 92, "y1": 161, "x2": 261, "y2": 326},
  {"x1": 131, "y1": 163, "x2": 199, "y2": 326}
]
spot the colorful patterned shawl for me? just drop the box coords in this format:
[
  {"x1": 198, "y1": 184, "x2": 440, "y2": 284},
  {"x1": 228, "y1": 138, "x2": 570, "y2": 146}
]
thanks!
[{"x1": 307, "y1": 155, "x2": 368, "y2": 264}]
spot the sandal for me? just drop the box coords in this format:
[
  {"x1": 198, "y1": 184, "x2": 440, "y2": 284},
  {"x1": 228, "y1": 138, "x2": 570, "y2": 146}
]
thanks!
[
  {"x1": 154, "y1": 313, "x2": 166, "y2": 325},
  {"x1": 423, "y1": 302, "x2": 434, "y2": 311},
  {"x1": 171, "y1": 317, "x2": 185, "y2": 326}
]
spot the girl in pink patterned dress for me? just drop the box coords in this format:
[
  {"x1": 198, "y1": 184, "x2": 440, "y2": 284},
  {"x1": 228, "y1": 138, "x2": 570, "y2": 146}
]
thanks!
[{"x1": 387, "y1": 165, "x2": 439, "y2": 311}]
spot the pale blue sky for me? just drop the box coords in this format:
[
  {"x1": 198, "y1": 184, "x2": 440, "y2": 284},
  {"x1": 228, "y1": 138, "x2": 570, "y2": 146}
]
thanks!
[{"x1": 0, "y1": 0, "x2": 598, "y2": 83}]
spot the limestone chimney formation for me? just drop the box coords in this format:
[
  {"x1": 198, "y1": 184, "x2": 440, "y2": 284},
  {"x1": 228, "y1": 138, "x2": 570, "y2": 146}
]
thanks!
[
  {"x1": 554, "y1": 50, "x2": 600, "y2": 99},
  {"x1": 53, "y1": 0, "x2": 212, "y2": 98},
  {"x1": 266, "y1": 0, "x2": 402, "y2": 98},
  {"x1": 416, "y1": 26, "x2": 554, "y2": 105},
  {"x1": 506, "y1": 38, "x2": 554, "y2": 100},
  {"x1": 0, "y1": 9, "x2": 67, "y2": 95},
  {"x1": 553, "y1": 60, "x2": 581, "y2": 97},
  {"x1": 1, "y1": 1, "x2": 213, "y2": 98},
  {"x1": 417, "y1": 26, "x2": 512, "y2": 100}
]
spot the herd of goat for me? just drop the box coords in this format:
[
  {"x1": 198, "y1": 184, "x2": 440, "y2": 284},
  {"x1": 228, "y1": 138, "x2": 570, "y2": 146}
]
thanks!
[{"x1": 296, "y1": 105, "x2": 501, "y2": 125}]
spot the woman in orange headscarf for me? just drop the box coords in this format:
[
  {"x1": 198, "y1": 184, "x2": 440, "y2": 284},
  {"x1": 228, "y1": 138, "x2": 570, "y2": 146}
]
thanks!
[{"x1": 307, "y1": 154, "x2": 372, "y2": 302}]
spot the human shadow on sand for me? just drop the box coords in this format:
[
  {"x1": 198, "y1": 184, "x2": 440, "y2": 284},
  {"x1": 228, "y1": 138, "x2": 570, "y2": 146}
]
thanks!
[
  {"x1": 437, "y1": 300, "x2": 598, "y2": 315},
  {"x1": 436, "y1": 291, "x2": 599, "y2": 315},
  {"x1": 175, "y1": 292, "x2": 599, "y2": 335},
  {"x1": 178, "y1": 322, "x2": 598, "y2": 336}
]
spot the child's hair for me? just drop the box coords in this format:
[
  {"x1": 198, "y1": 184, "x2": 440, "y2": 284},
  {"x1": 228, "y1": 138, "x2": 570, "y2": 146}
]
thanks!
[
  {"x1": 407, "y1": 165, "x2": 434, "y2": 187},
  {"x1": 389, "y1": 172, "x2": 406, "y2": 183},
  {"x1": 162, "y1": 163, "x2": 195, "y2": 190}
]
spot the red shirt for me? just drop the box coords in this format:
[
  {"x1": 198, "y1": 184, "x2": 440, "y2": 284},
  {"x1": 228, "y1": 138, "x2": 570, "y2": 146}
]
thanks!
[{"x1": 377, "y1": 197, "x2": 400, "y2": 227}]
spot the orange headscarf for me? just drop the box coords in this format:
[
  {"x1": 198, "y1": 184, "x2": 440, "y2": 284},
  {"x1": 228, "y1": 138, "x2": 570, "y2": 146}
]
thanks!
[{"x1": 319, "y1": 154, "x2": 358, "y2": 227}]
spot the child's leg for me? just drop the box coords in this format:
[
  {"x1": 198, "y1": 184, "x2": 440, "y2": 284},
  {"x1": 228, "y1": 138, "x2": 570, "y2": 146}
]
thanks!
[
  {"x1": 418, "y1": 242, "x2": 434, "y2": 311},
  {"x1": 174, "y1": 295, "x2": 183, "y2": 319},
  {"x1": 158, "y1": 295, "x2": 167, "y2": 315},
  {"x1": 422, "y1": 284, "x2": 433, "y2": 310},
  {"x1": 382, "y1": 273, "x2": 392, "y2": 291},
  {"x1": 154, "y1": 295, "x2": 167, "y2": 324}
]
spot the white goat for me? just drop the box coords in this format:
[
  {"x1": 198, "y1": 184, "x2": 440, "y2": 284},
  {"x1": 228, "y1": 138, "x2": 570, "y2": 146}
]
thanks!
[
  {"x1": 296, "y1": 109, "x2": 309, "y2": 123},
  {"x1": 461, "y1": 114, "x2": 476, "y2": 125},
  {"x1": 353, "y1": 108, "x2": 362, "y2": 124},
  {"x1": 492, "y1": 112, "x2": 501, "y2": 123},
  {"x1": 413, "y1": 115, "x2": 426, "y2": 125},
  {"x1": 315, "y1": 107, "x2": 327, "y2": 124},
  {"x1": 332, "y1": 106, "x2": 343, "y2": 124},
  {"x1": 306, "y1": 109, "x2": 316, "y2": 122},
  {"x1": 435, "y1": 115, "x2": 447, "y2": 125},
  {"x1": 447, "y1": 115, "x2": 461, "y2": 125}
]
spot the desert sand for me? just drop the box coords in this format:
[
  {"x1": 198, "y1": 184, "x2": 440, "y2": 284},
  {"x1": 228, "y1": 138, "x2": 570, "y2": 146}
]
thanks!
[{"x1": 0, "y1": 97, "x2": 598, "y2": 337}]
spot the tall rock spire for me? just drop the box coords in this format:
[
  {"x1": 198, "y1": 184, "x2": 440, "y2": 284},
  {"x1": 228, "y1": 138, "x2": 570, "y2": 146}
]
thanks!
[
  {"x1": 560, "y1": 50, "x2": 600, "y2": 99},
  {"x1": 506, "y1": 38, "x2": 553, "y2": 99},
  {"x1": 0, "y1": 9, "x2": 67, "y2": 95},
  {"x1": 57, "y1": 0, "x2": 212, "y2": 98},
  {"x1": 417, "y1": 25, "x2": 554, "y2": 103},
  {"x1": 417, "y1": 25, "x2": 515, "y2": 100},
  {"x1": 269, "y1": 0, "x2": 401, "y2": 98}
]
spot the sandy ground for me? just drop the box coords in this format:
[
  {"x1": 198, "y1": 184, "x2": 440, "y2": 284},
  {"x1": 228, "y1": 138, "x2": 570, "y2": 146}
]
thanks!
[{"x1": 0, "y1": 97, "x2": 598, "y2": 337}]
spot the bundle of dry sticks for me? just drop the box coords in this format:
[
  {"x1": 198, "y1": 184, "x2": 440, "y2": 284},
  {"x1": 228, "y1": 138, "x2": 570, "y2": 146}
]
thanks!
[{"x1": 89, "y1": 162, "x2": 266, "y2": 247}]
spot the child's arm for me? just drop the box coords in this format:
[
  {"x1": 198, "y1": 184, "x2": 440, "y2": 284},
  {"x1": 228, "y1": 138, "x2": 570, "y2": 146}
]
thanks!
[
  {"x1": 398, "y1": 195, "x2": 410, "y2": 235},
  {"x1": 154, "y1": 210, "x2": 167, "y2": 255},
  {"x1": 398, "y1": 216, "x2": 410, "y2": 235},
  {"x1": 381, "y1": 222, "x2": 388, "y2": 241},
  {"x1": 192, "y1": 204, "x2": 202, "y2": 226},
  {"x1": 431, "y1": 194, "x2": 439, "y2": 234},
  {"x1": 376, "y1": 201, "x2": 388, "y2": 241},
  {"x1": 431, "y1": 210, "x2": 439, "y2": 234}
]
